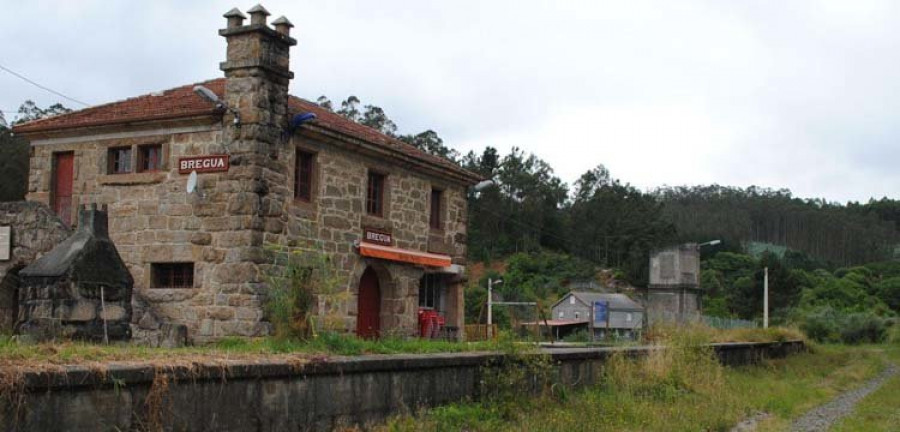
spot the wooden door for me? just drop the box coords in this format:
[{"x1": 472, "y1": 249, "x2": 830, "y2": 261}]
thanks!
[
  {"x1": 52, "y1": 152, "x2": 74, "y2": 226},
  {"x1": 356, "y1": 267, "x2": 381, "y2": 338}
]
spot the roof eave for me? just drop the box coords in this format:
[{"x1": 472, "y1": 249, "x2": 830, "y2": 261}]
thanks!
[
  {"x1": 299, "y1": 123, "x2": 484, "y2": 186},
  {"x1": 13, "y1": 112, "x2": 223, "y2": 140}
]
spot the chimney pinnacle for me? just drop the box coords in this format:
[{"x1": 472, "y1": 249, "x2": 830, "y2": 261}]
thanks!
[
  {"x1": 247, "y1": 4, "x2": 271, "y2": 26},
  {"x1": 272, "y1": 16, "x2": 293, "y2": 36},
  {"x1": 223, "y1": 8, "x2": 247, "y2": 29}
]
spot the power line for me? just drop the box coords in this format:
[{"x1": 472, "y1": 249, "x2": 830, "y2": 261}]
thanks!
[{"x1": 0, "y1": 63, "x2": 90, "y2": 107}]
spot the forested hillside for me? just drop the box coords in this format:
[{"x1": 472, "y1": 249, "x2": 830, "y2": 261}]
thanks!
[{"x1": 657, "y1": 185, "x2": 899, "y2": 266}]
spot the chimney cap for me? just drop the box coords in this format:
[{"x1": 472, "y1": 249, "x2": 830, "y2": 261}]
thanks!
[
  {"x1": 223, "y1": 7, "x2": 248, "y2": 19},
  {"x1": 272, "y1": 16, "x2": 293, "y2": 28},
  {"x1": 247, "y1": 4, "x2": 271, "y2": 16}
]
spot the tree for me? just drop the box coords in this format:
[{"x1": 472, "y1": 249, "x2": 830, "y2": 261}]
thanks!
[
  {"x1": 0, "y1": 101, "x2": 72, "y2": 202},
  {"x1": 322, "y1": 95, "x2": 460, "y2": 162},
  {"x1": 315, "y1": 96, "x2": 333, "y2": 112},
  {"x1": 399, "y1": 130, "x2": 459, "y2": 162},
  {"x1": 359, "y1": 104, "x2": 397, "y2": 136},
  {"x1": 336, "y1": 96, "x2": 361, "y2": 122}
]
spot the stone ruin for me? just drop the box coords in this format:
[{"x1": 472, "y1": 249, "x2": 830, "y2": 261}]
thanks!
[{"x1": 17, "y1": 204, "x2": 133, "y2": 342}]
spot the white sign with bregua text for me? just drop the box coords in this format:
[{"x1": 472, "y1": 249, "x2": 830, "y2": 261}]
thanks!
[
  {"x1": 0, "y1": 226, "x2": 10, "y2": 261},
  {"x1": 178, "y1": 155, "x2": 230, "y2": 174}
]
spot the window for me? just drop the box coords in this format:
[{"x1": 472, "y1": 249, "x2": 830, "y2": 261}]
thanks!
[
  {"x1": 108, "y1": 147, "x2": 132, "y2": 174},
  {"x1": 366, "y1": 172, "x2": 385, "y2": 216},
  {"x1": 626, "y1": 313, "x2": 633, "y2": 322},
  {"x1": 151, "y1": 263, "x2": 194, "y2": 288},
  {"x1": 575, "y1": 312, "x2": 580, "y2": 319},
  {"x1": 418, "y1": 274, "x2": 445, "y2": 310},
  {"x1": 138, "y1": 144, "x2": 162, "y2": 172},
  {"x1": 429, "y1": 188, "x2": 442, "y2": 230},
  {"x1": 558, "y1": 311, "x2": 564, "y2": 319},
  {"x1": 569, "y1": 296, "x2": 575, "y2": 305},
  {"x1": 295, "y1": 150, "x2": 315, "y2": 201}
]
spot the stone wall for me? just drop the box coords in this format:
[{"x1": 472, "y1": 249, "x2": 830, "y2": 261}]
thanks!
[
  {"x1": 0, "y1": 201, "x2": 70, "y2": 332},
  {"x1": 0, "y1": 341, "x2": 806, "y2": 431}
]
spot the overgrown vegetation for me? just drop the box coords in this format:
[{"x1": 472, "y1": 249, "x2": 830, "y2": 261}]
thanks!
[
  {"x1": 264, "y1": 245, "x2": 350, "y2": 340},
  {"x1": 382, "y1": 331, "x2": 893, "y2": 432}
]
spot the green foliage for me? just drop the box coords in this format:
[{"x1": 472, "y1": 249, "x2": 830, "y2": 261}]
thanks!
[
  {"x1": 500, "y1": 251, "x2": 595, "y2": 302},
  {"x1": 264, "y1": 245, "x2": 349, "y2": 340},
  {"x1": 796, "y1": 307, "x2": 888, "y2": 344},
  {"x1": 656, "y1": 185, "x2": 900, "y2": 267}
]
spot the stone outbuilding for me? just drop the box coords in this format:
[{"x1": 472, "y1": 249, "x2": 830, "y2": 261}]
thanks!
[
  {"x1": 18, "y1": 205, "x2": 133, "y2": 341},
  {"x1": 11, "y1": 5, "x2": 482, "y2": 343},
  {"x1": 646, "y1": 243, "x2": 702, "y2": 324}
]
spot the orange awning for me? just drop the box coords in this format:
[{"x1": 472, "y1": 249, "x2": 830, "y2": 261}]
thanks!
[{"x1": 358, "y1": 242, "x2": 452, "y2": 268}]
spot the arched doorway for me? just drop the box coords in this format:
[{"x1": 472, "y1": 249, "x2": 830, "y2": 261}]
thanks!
[
  {"x1": 0, "y1": 267, "x2": 22, "y2": 333},
  {"x1": 356, "y1": 267, "x2": 381, "y2": 338}
]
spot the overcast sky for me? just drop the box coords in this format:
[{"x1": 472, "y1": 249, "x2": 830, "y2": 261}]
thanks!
[{"x1": 2, "y1": 1, "x2": 898, "y2": 203}]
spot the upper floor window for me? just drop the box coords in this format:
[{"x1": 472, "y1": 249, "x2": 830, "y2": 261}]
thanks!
[
  {"x1": 108, "y1": 147, "x2": 132, "y2": 174},
  {"x1": 430, "y1": 188, "x2": 443, "y2": 230},
  {"x1": 366, "y1": 172, "x2": 385, "y2": 216},
  {"x1": 295, "y1": 150, "x2": 315, "y2": 202},
  {"x1": 138, "y1": 144, "x2": 162, "y2": 172}
]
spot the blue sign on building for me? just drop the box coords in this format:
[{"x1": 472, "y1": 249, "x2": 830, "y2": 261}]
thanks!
[{"x1": 593, "y1": 301, "x2": 609, "y2": 324}]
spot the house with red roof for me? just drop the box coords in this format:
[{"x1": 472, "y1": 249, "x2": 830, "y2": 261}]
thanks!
[{"x1": 11, "y1": 5, "x2": 481, "y2": 343}]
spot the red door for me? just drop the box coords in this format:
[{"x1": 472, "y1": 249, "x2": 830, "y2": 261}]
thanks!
[
  {"x1": 52, "y1": 152, "x2": 74, "y2": 226},
  {"x1": 356, "y1": 267, "x2": 381, "y2": 338}
]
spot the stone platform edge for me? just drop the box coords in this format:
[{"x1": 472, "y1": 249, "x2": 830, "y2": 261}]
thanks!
[{"x1": 15, "y1": 340, "x2": 806, "y2": 391}]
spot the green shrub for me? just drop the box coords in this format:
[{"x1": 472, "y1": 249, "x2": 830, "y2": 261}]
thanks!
[
  {"x1": 798, "y1": 307, "x2": 840, "y2": 343},
  {"x1": 562, "y1": 329, "x2": 590, "y2": 343},
  {"x1": 839, "y1": 312, "x2": 887, "y2": 344}
]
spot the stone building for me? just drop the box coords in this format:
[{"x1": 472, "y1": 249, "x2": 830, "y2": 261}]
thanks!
[
  {"x1": 646, "y1": 243, "x2": 702, "y2": 324},
  {"x1": 11, "y1": 5, "x2": 481, "y2": 343}
]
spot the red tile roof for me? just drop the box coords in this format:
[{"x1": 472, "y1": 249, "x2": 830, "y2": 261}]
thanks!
[
  {"x1": 13, "y1": 79, "x2": 225, "y2": 133},
  {"x1": 13, "y1": 78, "x2": 480, "y2": 183}
]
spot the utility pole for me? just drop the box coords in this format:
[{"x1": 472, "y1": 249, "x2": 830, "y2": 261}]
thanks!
[
  {"x1": 763, "y1": 267, "x2": 769, "y2": 329},
  {"x1": 487, "y1": 278, "x2": 502, "y2": 340}
]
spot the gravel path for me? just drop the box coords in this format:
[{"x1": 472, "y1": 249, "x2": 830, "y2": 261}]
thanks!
[{"x1": 790, "y1": 363, "x2": 898, "y2": 432}]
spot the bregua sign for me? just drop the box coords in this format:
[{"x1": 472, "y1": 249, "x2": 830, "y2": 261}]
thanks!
[
  {"x1": 178, "y1": 155, "x2": 230, "y2": 174},
  {"x1": 363, "y1": 228, "x2": 393, "y2": 246}
]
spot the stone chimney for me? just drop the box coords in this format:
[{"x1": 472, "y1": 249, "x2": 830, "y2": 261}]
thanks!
[
  {"x1": 219, "y1": 4, "x2": 296, "y2": 137},
  {"x1": 78, "y1": 203, "x2": 109, "y2": 239}
]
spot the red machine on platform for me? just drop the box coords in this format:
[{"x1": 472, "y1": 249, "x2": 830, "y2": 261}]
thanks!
[{"x1": 417, "y1": 308, "x2": 445, "y2": 339}]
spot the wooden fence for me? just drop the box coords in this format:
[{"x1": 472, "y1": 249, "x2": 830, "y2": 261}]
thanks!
[{"x1": 464, "y1": 324, "x2": 499, "y2": 341}]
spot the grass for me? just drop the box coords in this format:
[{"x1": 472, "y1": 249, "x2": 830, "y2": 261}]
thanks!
[
  {"x1": 0, "y1": 333, "x2": 502, "y2": 372},
  {"x1": 831, "y1": 344, "x2": 900, "y2": 432},
  {"x1": 381, "y1": 332, "x2": 893, "y2": 432},
  {"x1": 0, "y1": 325, "x2": 803, "y2": 370}
]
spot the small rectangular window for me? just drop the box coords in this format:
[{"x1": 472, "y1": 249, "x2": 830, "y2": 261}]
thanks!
[
  {"x1": 366, "y1": 172, "x2": 385, "y2": 216},
  {"x1": 138, "y1": 144, "x2": 162, "y2": 172},
  {"x1": 418, "y1": 274, "x2": 444, "y2": 310},
  {"x1": 430, "y1": 188, "x2": 442, "y2": 230},
  {"x1": 295, "y1": 150, "x2": 315, "y2": 201},
  {"x1": 108, "y1": 147, "x2": 132, "y2": 174},
  {"x1": 151, "y1": 263, "x2": 195, "y2": 288}
]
